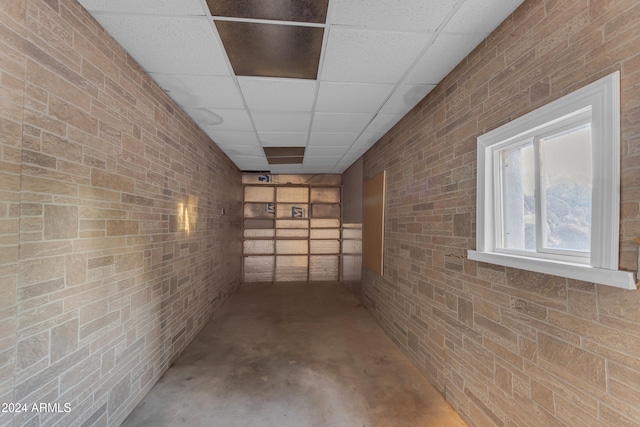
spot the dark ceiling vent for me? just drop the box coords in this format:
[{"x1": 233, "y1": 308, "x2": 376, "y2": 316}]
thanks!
[
  {"x1": 263, "y1": 147, "x2": 305, "y2": 164},
  {"x1": 209, "y1": 0, "x2": 329, "y2": 79}
]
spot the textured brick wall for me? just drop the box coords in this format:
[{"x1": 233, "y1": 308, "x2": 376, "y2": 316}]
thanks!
[
  {"x1": 361, "y1": 0, "x2": 640, "y2": 426},
  {"x1": 0, "y1": 1, "x2": 242, "y2": 426}
]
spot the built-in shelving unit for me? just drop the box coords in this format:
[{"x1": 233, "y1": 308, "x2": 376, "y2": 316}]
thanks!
[{"x1": 242, "y1": 174, "x2": 342, "y2": 282}]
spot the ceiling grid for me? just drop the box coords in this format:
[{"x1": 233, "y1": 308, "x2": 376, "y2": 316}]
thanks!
[{"x1": 78, "y1": 0, "x2": 525, "y2": 173}]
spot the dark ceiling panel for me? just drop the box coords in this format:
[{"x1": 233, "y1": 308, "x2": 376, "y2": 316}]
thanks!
[
  {"x1": 206, "y1": 0, "x2": 329, "y2": 24},
  {"x1": 216, "y1": 21, "x2": 323, "y2": 79},
  {"x1": 264, "y1": 147, "x2": 305, "y2": 164},
  {"x1": 264, "y1": 147, "x2": 305, "y2": 157},
  {"x1": 267, "y1": 157, "x2": 304, "y2": 164}
]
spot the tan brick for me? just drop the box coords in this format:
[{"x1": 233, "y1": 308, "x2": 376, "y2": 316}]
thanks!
[
  {"x1": 20, "y1": 240, "x2": 72, "y2": 259},
  {"x1": 114, "y1": 252, "x2": 143, "y2": 272},
  {"x1": 108, "y1": 374, "x2": 130, "y2": 415},
  {"x1": 79, "y1": 299, "x2": 108, "y2": 326},
  {"x1": 549, "y1": 310, "x2": 640, "y2": 356},
  {"x1": 50, "y1": 318, "x2": 78, "y2": 363},
  {"x1": 17, "y1": 331, "x2": 48, "y2": 370},
  {"x1": 531, "y1": 380, "x2": 554, "y2": 414},
  {"x1": 27, "y1": 59, "x2": 89, "y2": 107},
  {"x1": 79, "y1": 185, "x2": 121, "y2": 202},
  {"x1": 567, "y1": 289, "x2": 598, "y2": 320},
  {"x1": 21, "y1": 175, "x2": 77, "y2": 196},
  {"x1": 19, "y1": 256, "x2": 65, "y2": 286},
  {"x1": 18, "y1": 301, "x2": 64, "y2": 330},
  {"x1": 598, "y1": 285, "x2": 640, "y2": 323},
  {"x1": 15, "y1": 345, "x2": 90, "y2": 400},
  {"x1": 80, "y1": 311, "x2": 119, "y2": 340},
  {"x1": 44, "y1": 205, "x2": 78, "y2": 240},
  {"x1": 49, "y1": 95, "x2": 98, "y2": 135},
  {"x1": 18, "y1": 278, "x2": 64, "y2": 301},
  {"x1": 63, "y1": 283, "x2": 117, "y2": 312},
  {"x1": 495, "y1": 363, "x2": 513, "y2": 395},
  {"x1": 0, "y1": 276, "x2": 16, "y2": 309},
  {"x1": 106, "y1": 220, "x2": 138, "y2": 237},
  {"x1": 79, "y1": 207, "x2": 127, "y2": 219},
  {"x1": 505, "y1": 269, "x2": 567, "y2": 301},
  {"x1": 538, "y1": 333, "x2": 606, "y2": 390},
  {"x1": 66, "y1": 253, "x2": 86, "y2": 286},
  {"x1": 599, "y1": 404, "x2": 640, "y2": 427},
  {"x1": 91, "y1": 169, "x2": 134, "y2": 193}
]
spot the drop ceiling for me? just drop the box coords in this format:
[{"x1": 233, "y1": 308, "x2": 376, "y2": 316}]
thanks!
[{"x1": 77, "y1": 0, "x2": 525, "y2": 174}]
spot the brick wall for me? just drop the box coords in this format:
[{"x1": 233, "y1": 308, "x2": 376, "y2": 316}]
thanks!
[
  {"x1": 0, "y1": 1, "x2": 242, "y2": 426},
  {"x1": 361, "y1": 0, "x2": 640, "y2": 426}
]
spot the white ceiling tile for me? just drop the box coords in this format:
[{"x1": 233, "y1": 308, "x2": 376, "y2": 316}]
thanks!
[
  {"x1": 78, "y1": 0, "x2": 205, "y2": 15},
  {"x1": 303, "y1": 157, "x2": 342, "y2": 167},
  {"x1": 252, "y1": 112, "x2": 311, "y2": 133},
  {"x1": 308, "y1": 133, "x2": 359, "y2": 147},
  {"x1": 150, "y1": 74, "x2": 244, "y2": 109},
  {"x1": 232, "y1": 156, "x2": 270, "y2": 170},
  {"x1": 365, "y1": 114, "x2": 402, "y2": 134},
  {"x1": 444, "y1": 0, "x2": 524, "y2": 33},
  {"x1": 91, "y1": 14, "x2": 229, "y2": 75},
  {"x1": 353, "y1": 133, "x2": 383, "y2": 147},
  {"x1": 315, "y1": 82, "x2": 394, "y2": 113},
  {"x1": 193, "y1": 109, "x2": 253, "y2": 131},
  {"x1": 205, "y1": 130, "x2": 259, "y2": 146},
  {"x1": 346, "y1": 145, "x2": 370, "y2": 159},
  {"x1": 185, "y1": 108, "x2": 225, "y2": 126},
  {"x1": 339, "y1": 155, "x2": 363, "y2": 165},
  {"x1": 331, "y1": 165, "x2": 349, "y2": 173},
  {"x1": 220, "y1": 146, "x2": 263, "y2": 157},
  {"x1": 258, "y1": 132, "x2": 309, "y2": 147},
  {"x1": 404, "y1": 33, "x2": 485, "y2": 85},
  {"x1": 330, "y1": 0, "x2": 457, "y2": 31},
  {"x1": 380, "y1": 84, "x2": 435, "y2": 115},
  {"x1": 238, "y1": 78, "x2": 317, "y2": 112},
  {"x1": 305, "y1": 146, "x2": 349, "y2": 157},
  {"x1": 82, "y1": 0, "x2": 524, "y2": 175},
  {"x1": 332, "y1": 158, "x2": 360, "y2": 172},
  {"x1": 311, "y1": 113, "x2": 373, "y2": 133},
  {"x1": 321, "y1": 28, "x2": 433, "y2": 83}
]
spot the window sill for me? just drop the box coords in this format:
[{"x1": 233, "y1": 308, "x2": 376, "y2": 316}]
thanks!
[{"x1": 467, "y1": 250, "x2": 637, "y2": 290}]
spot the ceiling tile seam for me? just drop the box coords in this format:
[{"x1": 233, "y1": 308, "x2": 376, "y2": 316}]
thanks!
[
  {"x1": 438, "y1": 0, "x2": 468, "y2": 32},
  {"x1": 327, "y1": 23, "x2": 440, "y2": 35},
  {"x1": 212, "y1": 16, "x2": 325, "y2": 28},
  {"x1": 303, "y1": 0, "x2": 336, "y2": 152}
]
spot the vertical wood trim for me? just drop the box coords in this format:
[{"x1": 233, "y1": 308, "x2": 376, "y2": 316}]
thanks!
[{"x1": 363, "y1": 171, "x2": 385, "y2": 275}]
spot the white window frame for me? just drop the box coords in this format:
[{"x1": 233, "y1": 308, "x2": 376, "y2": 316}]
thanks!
[{"x1": 468, "y1": 71, "x2": 636, "y2": 290}]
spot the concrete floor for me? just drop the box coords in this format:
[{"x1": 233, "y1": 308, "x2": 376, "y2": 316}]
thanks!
[{"x1": 121, "y1": 282, "x2": 467, "y2": 427}]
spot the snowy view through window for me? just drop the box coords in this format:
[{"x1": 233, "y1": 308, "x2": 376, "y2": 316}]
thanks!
[{"x1": 501, "y1": 124, "x2": 592, "y2": 253}]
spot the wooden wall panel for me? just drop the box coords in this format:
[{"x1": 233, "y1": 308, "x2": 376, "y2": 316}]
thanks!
[{"x1": 363, "y1": 171, "x2": 385, "y2": 274}]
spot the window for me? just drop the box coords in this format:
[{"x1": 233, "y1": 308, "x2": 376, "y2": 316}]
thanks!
[{"x1": 468, "y1": 71, "x2": 636, "y2": 289}]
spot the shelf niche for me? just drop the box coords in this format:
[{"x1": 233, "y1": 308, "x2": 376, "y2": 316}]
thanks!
[{"x1": 242, "y1": 173, "x2": 342, "y2": 282}]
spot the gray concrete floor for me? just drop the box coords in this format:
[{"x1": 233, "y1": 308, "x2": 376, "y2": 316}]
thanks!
[{"x1": 121, "y1": 282, "x2": 467, "y2": 427}]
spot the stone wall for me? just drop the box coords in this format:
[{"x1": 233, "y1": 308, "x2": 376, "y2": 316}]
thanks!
[
  {"x1": 361, "y1": 1, "x2": 640, "y2": 426},
  {"x1": 0, "y1": 1, "x2": 242, "y2": 426}
]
